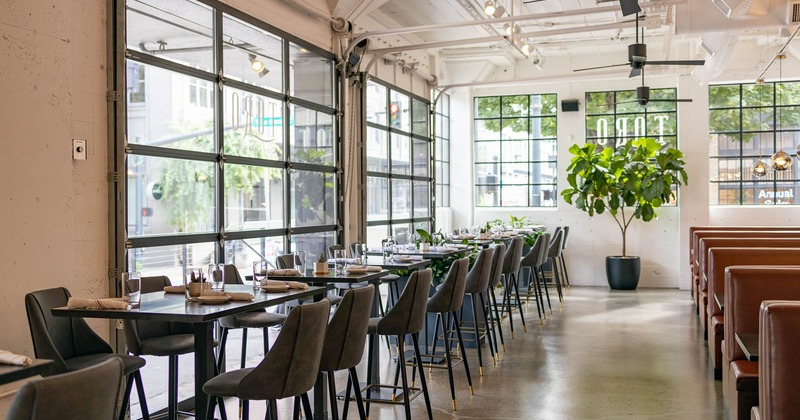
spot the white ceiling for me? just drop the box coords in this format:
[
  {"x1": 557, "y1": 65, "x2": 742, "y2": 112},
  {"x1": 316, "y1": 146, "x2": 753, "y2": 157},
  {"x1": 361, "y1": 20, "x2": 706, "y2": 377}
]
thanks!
[{"x1": 337, "y1": 0, "x2": 797, "y2": 85}]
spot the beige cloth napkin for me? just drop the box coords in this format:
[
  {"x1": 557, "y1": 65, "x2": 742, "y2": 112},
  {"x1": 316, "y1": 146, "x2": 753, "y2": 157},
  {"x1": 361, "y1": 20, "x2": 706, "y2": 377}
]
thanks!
[
  {"x1": 67, "y1": 297, "x2": 128, "y2": 310},
  {"x1": 260, "y1": 279, "x2": 309, "y2": 291},
  {"x1": 0, "y1": 350, "x2": 32, "y2": 366},
  {"x1": 267, "y1": 268, "x2": 300, "y2": 276},
  {"x1": 224, "y1": 292, "x2": 253, "y2": 301},
  {"x1": 163, "y1": 285, "x2": 185, "y2": 294},
  {"x1": 347, "y1": 265, "x2": 382, "y2": 273}
]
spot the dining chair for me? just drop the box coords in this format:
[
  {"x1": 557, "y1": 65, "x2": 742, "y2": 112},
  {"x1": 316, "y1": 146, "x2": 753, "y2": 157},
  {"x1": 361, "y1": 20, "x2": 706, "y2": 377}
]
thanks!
[
  {"x1": 426, "y1": 257, "x2": 473, "y2": 411},
  {"x1": 217, "y1": 265, "x2": 287, "y2": 371},
  {"x1": 546, "y1": 229, "x2": 566, "y2": 305},
  {"x1": 560, "y1": 226, "x2": 572, "y2": 287},
  {"x1": 501, "y1": 236, "x2": 527, "y2": 338},
  {"x1": 461, "y1": 247, "x2": 497, "y2": 372},
  {"x1": 203, "y1": 299, "x2": 331, "y2": 420},
  {"x1": 317, "y1": 286, "x2": 374, "y2": 420},
  {"x1": 124, "y1": 275, "x2": 208, "y2": 420},
  {"x1": 364, "y1": 268, "x2": 434, "y2": 420},
  {"x1": 518, "y1": 235, "x2": 546, "y2": 324},
  {"x1": 533, "y1": 233, "x2": 553, "y2": 314},
  {"x1": 24, "y1": 287, "x2": 150, "y2": 420},
  {"x1": 486, "y1": 243, "x2": 507, "y2": 355},
  {"x1": 6, "y1": 357, "x2": 124, "y2": 420}
]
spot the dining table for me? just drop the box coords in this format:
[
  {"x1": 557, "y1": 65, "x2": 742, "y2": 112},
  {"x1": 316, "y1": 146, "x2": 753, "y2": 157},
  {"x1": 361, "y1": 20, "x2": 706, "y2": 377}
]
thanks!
[
  {"x1": 735, "y1": 332, "x2": 759, "y2": 362},
  {"x1": 0, "y1": 359, "x2": 53, "y2": 386},
  {"x1": 52, "y1": 284, "x2": 328, "y2": 420}
]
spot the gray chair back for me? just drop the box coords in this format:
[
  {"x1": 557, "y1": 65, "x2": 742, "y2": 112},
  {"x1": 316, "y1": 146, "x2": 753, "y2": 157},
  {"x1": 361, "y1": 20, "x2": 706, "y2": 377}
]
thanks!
[
  {"x1": 237, "y1": 299, "x2": 331, "y2": 400},
  {"x1": 276, "y1": 254, "x2": 297, "y2": 269},
  {"x1": 223, "y1": 264, "x2": 244, "y2": 285},
  {"x1": 520, "y1": 235, "x2": 543, "y2": 268},
  {"x1": 535, "y1": 233, "x2": 551, "y2": 267},
  {"x1": 547, "y1": 229, "x2": 564, "y2": 259},
  {"x1": 6, "y1": 357, "x2": 124, "y2": 420},
  {"x1": 489, "y1": 243, "x2": 507, "y2": 288},
  {"x1": 349, "y1": 243, "x2": 366, "y2": 258},
  {"x1": 428, "y1": 258, "x2": 469, "y2": 313},
  {"x1": 123, "y1": 276, "x2": 192, "y2": 355},
  {"x1": 24, "y1": 288, "x2": 114, "y2": 375},
  {"x1": 502, "y1": 237, "x2": 524, "y2": 276},
  {"x1": 377, "y1": 269, "x2": 433, "y2": 335},
  {"x1": 319, "y1": 286, "x2": 374, "y2": 372},
  {"x1": 327, "y1": 244, "x2": 345, "y2": 260},
  {"x1": 562, "y1": 226, "x2": 571, "y2": 250},
  {"x1": 464, "y1": 248, "x2": 494, "y2": 294}
]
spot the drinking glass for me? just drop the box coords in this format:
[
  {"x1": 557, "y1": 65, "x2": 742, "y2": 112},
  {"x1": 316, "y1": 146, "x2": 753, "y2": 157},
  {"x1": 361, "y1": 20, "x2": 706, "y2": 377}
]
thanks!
[
  {"x1": 253, "y1": 261, "x2": 268, "y2": 293},
  {"x1": 208, "y1": 263, "x2": 225, "y2": 292},
  {"x1": 382, "y1": 236, "x2": 395, "y2": 261},
  {"x1": 294, "y1": 251, "x2": 306, "y2": 275},
  {"x1": 184, "y1": 268, "x2": 204, "y2": 302},
  {"x1": 121, "y1": 271, "x2": 141, "y2": 309},
  {"x1": 334, "y1": 249, "x2": 347, "y2": 275}
]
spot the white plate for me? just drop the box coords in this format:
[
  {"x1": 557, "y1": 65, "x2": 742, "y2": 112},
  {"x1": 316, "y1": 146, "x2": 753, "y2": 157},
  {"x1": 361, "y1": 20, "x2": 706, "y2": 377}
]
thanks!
[{"x1": 198, "y1": 295, "x2": 232, "y2": 304}]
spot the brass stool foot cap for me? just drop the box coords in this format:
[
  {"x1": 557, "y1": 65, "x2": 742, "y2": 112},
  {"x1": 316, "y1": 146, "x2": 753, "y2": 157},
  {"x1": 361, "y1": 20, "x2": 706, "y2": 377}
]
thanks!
[
  {"x1": 469, "y1": 385, "x2": 474, "y2": 395},
  {"x1": 479, "y1": 366, "x2": 484, "y2": 376},
  {"x1": 452, "y1": 400, "x2": 457, "y2": 410}
]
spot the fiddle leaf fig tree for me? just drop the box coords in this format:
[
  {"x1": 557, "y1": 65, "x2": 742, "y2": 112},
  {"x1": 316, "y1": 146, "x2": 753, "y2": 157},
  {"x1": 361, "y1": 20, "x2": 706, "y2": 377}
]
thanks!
[{"x1": 560, "y1": 138, "x2": 688, "y2": 257}]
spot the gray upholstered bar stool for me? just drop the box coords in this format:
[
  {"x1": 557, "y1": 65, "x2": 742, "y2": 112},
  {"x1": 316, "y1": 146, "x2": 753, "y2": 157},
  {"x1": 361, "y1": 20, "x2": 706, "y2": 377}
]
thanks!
[
  {"x1": 202, "y1": 299, "x2": 331, "y2": 420},
  {"x1": 461, "y1": 247, "x2": 497, "y2": 372},
  {"x1": 365, "y1": 268, "x2": 434, "y2": 420},
  {"x1": 519, "y1": 235, "x2": 546, "y2": 324},
  {"x1": 486, "y1": 243, "x2": 507, "y2": 356},
  {"x1": 24, "y1": 287, "x2": 150, "y2": 420},
  {"x1": 317, "y1": 286, "x2": 374, "y2": 420},
  {"x1": 6, "y1": 357, "x2": 125, "y2": 420},
  {"x1": 546, "y1": 229, "x2": 566, "y2": 305},
  {"x1": 532, "y1": 233, "x2": 553, "y2": 314},
  {"x1": 124, "y1": 275, "x2": 206, "y2": 420},
  {"x1": 426, "y1": 257, "x2": 473, "y2": 411},
  {"x1": 560, "y1": 226, "x2": 572, "y2": 287},
  {"x1": 501, "y1": 236, "x2": 527, "y2": 338},
  {"x1": 217, "y1": 265, "x2": 286, "y2": 372}
]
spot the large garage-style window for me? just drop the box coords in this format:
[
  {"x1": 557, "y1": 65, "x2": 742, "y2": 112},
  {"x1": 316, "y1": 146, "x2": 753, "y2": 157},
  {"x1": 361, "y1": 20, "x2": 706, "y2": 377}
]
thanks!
[
  {"x1": 119, "y1": 0, "x2": 338, "y2": 282},
  {"x1": 365, "y1": 80, "x2": 433, "y2": 247},
  {"x1": 473, "y1": 94, "x2": 558, "y2": 207},
  {"x1": 709, "y1": 82, "x2": 800, "y2": 205}
]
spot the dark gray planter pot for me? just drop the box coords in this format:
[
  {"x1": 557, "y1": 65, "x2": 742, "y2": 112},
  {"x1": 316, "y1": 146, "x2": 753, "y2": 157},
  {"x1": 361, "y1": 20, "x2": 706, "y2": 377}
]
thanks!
[{"x1": 605, "y1": 256, "x2": 641, "y2": 290}]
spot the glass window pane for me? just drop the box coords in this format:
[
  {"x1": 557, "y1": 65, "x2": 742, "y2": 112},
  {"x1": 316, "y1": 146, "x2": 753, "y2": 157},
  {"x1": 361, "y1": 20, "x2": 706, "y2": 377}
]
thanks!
[
  {"x1": 585, "y1": 91, "x2": 615, "y2": 114},
  {"x1": 367, "y1": 177, "x2": 389, "y2": 221},
  {"x1": 531, "y1": 139, "x2": 557, "y2": 161},
  {"x1": 778, "y1": 106, "x2": 800, "y2": 130},
  {"x1": 412, "y1": 98, "x2": 429, "y2": 136},
  {"x1": 501, "y1": 118, "x2": 528, "y2": 140},
  {"x1": 367, "y1": 82, "x2": 387, "y2": 125},
  {"x1": 586, "y1": 115, "x2": 615, "y2": 139},
  {"x1": 501, "y1": 141, "x2": 528, "y2": 162},
  {"x1": 414, "y1": 181, "x2": 429, "y2": 218},
  {"x1": 771, "y1": 183, "x2": 798, "y2": 205},
  {"x1": 390, "y1": 90, "x2": 410, "y2": 132},
  {"x1": 224, "y1": 237, "x2": 285, "y2": 274},
  {"x1": 367, "y1": 225, "x2": 389, "y2": 249},
  {"x1": 126, "y1": 0, "x2": 213, "y2": 72},
  {"x1": 501, "y1": 96, "x2": 529, "y2": 117},
  {"x1": 391, "y1": 133, "x2": 411, "y2": 175},
  {"x1": 222, "y1": 14, "x2": 283, "y2": 92},
  {"x1": 223, "y1": 86, "x2": 284, "y2": 160},
  {"x1": 531, "y1": 117, "x2": 556, "y2": 138},
  {"x1": 127, "y1": 64, "x2": 214, "y2": 152},
  {"x1": 742, "y1": 107, "x2": 773, "y2": 131},
  {"x1": 412, "y1": 139, "x2": 429, "y2": 177},
  {"x1": 442, "y1": 162, "x2": 450, "y2": 184},
  {"x1": 476, "y1": 185, "x2": 499, "y2": 207},
  {"x1": 709, "y1": 158, "x2": 741, "y2": 182},
  {"x1": 475, "y1": 163, "x2": 499, "y2": 186},
  {"x1": 501, "y1": 163, "x2": 529, "y2": 183},
  {"x1": 367, "y1": 127, "x2": 388, "y2": 172},
  {"x1": 709, "y1": 85, "x2": 740, "y2": 108},
  {"x1": 743, "y1": 83, "x2": 773, "y2": 107},
  {"x1": 530, "y1": 162, "x2": 557, "y2": 183},
  {"x1": 289, "y1": 43, "x2": 333, "y2": 107},
  {"x1": 290, "y1": 106, "x2": 334, "y2": 165},
  {"x1": 475, "y1": 96, "x2": 500, "y2": 118},
  {"x1": 709, "y1": 109, "x2": 741, "y2": 133},
  {"x1": 127, "y1": 155, "x2": 215, "y2": 236},
  {"x1": 392, "y1": 223, "x2": 414, "y2": 245},
  {"x1": 224, "y1": 165, "x2": 284, "y2": 231},
  {"x1": 500, "y1": 185, "x2": 527, "y2": 207},
  {"x1": 530, "y1": 185, "x2": 557, "y2": 207},
  {"x1": 291, "y1": 170, "x2": 335, "y2": 227},
  {"x1": 475, "y1": 119, "x2": 501, "y2": 140},
  {"x1": 128, "y1": 243, "x2": 216, "y2": 282},
  {"x1": 392, "y1": 179, "x2": 412, "y2": 219},
  {"x1": 292, "y1": 231, "x2": 336, "y2": 263}
]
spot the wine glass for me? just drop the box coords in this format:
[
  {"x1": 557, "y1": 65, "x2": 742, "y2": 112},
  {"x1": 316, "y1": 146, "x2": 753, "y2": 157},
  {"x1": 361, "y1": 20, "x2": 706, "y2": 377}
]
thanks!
[
  {"x1": 252, "y1": 261, "x2": 268, "y2": 293},
  {"x1": 208, "y1": 263, "x2": 225, "y2": 292}
]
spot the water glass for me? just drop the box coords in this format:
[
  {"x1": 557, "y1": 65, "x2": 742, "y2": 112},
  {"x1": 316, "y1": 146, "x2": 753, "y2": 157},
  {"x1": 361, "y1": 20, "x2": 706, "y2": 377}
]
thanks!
[
  {"x1": 382, "y1": 236, "x2": 395, "y2": 261},
  {"x1": 121, "y1": 271, "x2": 141, "y2": 309},
  {"x1": 334, "y1": 249, "x2": 347, "y2": 275},
  {"x1": 253, "y1": 261, "x2": 268, "y2": 293},
  {"x1": 208, "y1": 263, "x2": 225, "y2": 292},
  {"x1": 294, "y1": 251, "x2": 306, "y2": 275}
]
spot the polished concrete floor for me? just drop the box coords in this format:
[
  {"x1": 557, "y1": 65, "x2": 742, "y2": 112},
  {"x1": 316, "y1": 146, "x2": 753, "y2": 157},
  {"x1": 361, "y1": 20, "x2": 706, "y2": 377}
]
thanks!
[{"x1": 132, "y1": 286, "x2": 724, "y2": 419}]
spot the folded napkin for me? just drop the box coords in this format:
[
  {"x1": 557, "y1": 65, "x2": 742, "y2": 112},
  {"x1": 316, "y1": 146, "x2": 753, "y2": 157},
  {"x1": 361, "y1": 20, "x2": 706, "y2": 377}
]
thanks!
[
  {"x1": 225, "y1": 292, "x2": 253, "y2": 301},
  {"x1": 346, "y1": 265, "x2": 382, "y2": 273},
  {"x1": 0, "y1": 350, "x2": 32, "y2": 366},
  {"x1": 330, "y1": 258, "x2": 359, "y2": 264},
  {"x1": 164, "y1": 285, "x2": 185, "y2": 294},
  {"x1": 67, "y1": 297, "x2": 128, "y2": 310},
  {"x1": 261, "y1": 279, "x2": 309, "y2": 290},
  {"x1": 267, "y1": 268, "x2": 300, "y2": 276}
]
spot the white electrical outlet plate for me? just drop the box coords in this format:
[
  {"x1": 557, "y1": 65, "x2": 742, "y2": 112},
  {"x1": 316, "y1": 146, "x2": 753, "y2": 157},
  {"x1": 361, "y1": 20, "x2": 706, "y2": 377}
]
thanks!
[{"x1": 73, "y1": 139, "x2": 87, "y2": 160}]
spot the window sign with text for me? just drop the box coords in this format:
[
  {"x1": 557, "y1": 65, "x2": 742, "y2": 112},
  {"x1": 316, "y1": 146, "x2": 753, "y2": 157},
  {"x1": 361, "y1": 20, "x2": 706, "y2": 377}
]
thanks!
[{"x1": 585, "y1": 88, "x2": 678, "y2": 151}]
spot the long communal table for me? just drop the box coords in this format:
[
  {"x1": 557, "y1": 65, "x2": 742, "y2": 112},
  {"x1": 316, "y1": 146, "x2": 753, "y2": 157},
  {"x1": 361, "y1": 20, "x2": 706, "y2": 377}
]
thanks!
[{"x1": 52, "y1": 284, "x2": 328, "y2": 420}]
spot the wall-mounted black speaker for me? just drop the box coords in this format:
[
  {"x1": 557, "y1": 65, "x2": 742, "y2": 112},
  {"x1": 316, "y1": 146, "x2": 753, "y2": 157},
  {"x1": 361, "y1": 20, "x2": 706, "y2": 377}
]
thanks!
[{"x1": 561, "y1": 99, "x2": 580, "y2": 112}]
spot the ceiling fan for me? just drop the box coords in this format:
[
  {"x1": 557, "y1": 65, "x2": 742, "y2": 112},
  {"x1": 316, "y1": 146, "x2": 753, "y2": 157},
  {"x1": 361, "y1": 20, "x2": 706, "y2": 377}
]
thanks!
[
  {"x1": 614, "y1": 69, "x2": 693, "y2": 107},
  {"x1": 574, "y1": 13, "x2": 705, "y2": 78}
]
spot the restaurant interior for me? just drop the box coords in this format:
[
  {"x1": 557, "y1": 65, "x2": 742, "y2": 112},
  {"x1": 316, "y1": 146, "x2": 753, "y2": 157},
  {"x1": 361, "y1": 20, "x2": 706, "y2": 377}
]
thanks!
[{"x1": 2, "y1": 0, "x2": 800, "y2": 419}]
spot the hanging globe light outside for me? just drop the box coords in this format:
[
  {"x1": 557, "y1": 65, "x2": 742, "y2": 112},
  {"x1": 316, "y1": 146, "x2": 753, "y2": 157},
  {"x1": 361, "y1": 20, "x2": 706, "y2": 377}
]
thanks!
[
  {"x1": 752, "y1": 160, "x2": 769, "y2": 177},
  {"x1": 771, "y1": 150, "x2": 793, "y2": 171}
]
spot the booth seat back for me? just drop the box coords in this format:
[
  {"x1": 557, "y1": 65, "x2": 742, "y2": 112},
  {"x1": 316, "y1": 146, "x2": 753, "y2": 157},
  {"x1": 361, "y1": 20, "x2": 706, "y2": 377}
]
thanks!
[
  {"x1": 758, "y1": 301, "x2": 800, "y2": 420},
  {"x1": 699, "y1": 237, "x2": 800, "y2": 293},
  {"x1": 693, "y1": 231, "x2": 800, "y2": 278},
  {"x1": 690, "y1": 227, "x2": 800, "y2": 266}
]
